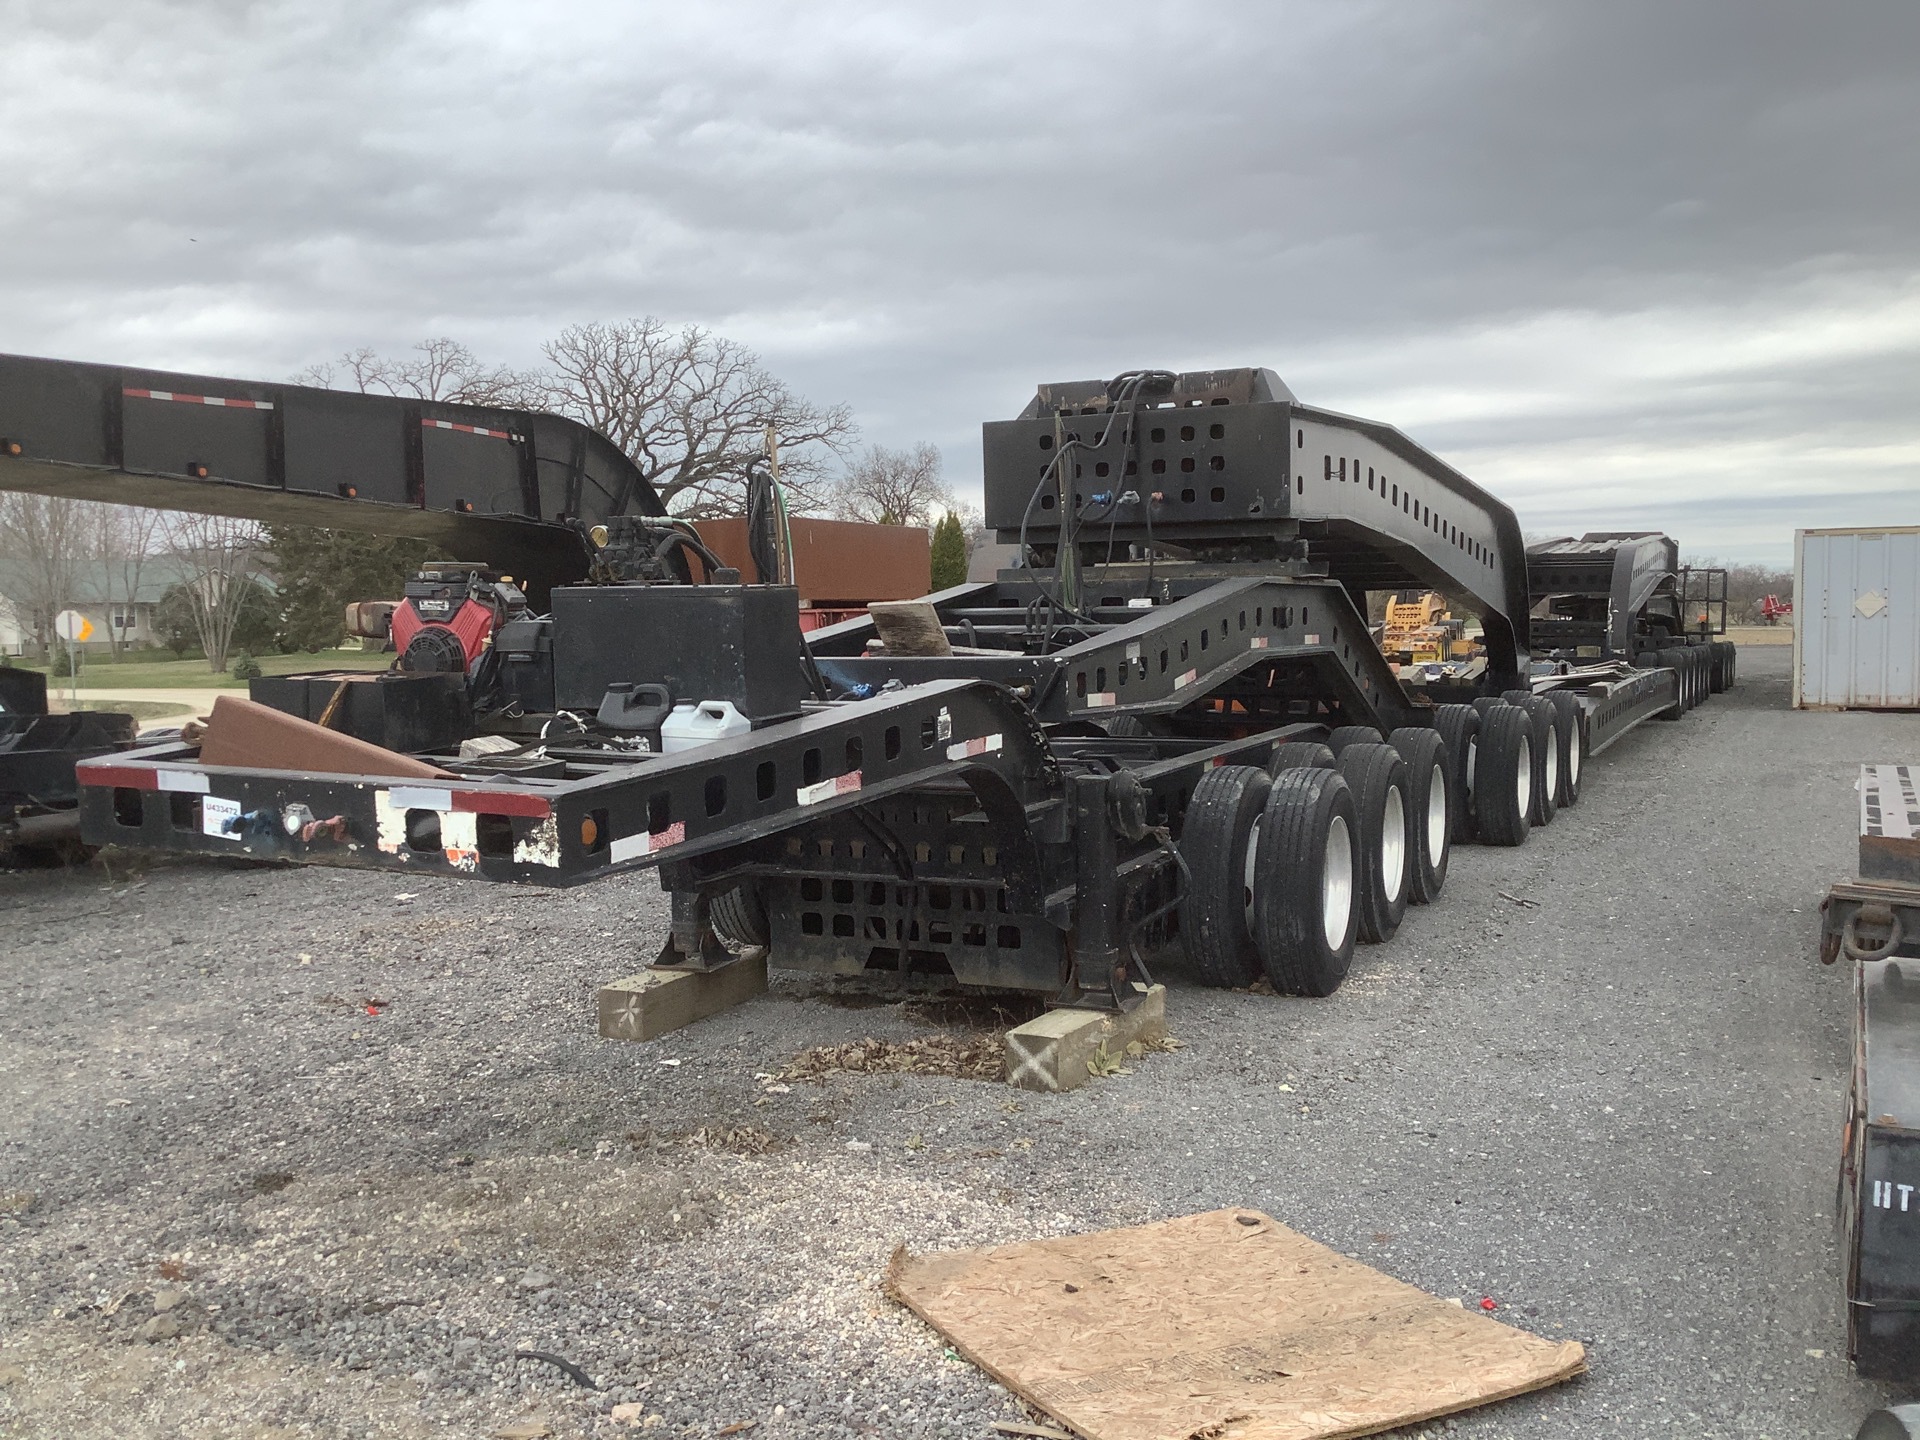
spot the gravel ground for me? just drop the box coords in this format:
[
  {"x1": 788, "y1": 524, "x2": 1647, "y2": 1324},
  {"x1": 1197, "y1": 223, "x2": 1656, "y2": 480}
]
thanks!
[{"x1": 0, "y1": 644, "x2": 1907, "y2": 1439}]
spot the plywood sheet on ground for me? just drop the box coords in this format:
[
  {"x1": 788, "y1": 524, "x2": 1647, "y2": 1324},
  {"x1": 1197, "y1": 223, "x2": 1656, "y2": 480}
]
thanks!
[{"x1": 886, "y1": 1208, "x2": 1585, "y2": 1440}]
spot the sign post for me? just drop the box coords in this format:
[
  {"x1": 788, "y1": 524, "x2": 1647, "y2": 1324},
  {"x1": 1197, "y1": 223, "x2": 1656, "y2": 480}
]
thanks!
[{"x1": 53, "y1": 609, "x2": 94, "y2": 708}]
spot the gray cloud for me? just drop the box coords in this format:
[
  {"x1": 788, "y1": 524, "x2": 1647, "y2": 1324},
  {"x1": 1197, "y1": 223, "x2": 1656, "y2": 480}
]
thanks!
[{"x1": 2, "y1": 0, "x2": 1915, "y2": 563}]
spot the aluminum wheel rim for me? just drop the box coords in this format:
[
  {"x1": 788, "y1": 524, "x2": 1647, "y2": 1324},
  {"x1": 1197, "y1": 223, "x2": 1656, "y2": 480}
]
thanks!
[
  {"x1": 1568, "y1": 724, "x2": 1582, "y2": 786},
  {"x1": 1323, "y1": 813, "x2": 1354, "y2": 952},
  {"x1": 1465, "y1": 737, "x2": 1477, "y2": 799},
  {"x1": 1426, "y1": 763, "x2": 1447, "y2": 859},
  {"x1": 1515, "y1": 735, "x2": 1532, "y2": 818},
  {"x1": 1545, "y1": 728, "x2": 1560, "y2": 800},
  {"x1": 1242, "y1": 814, "x2": 1262, "y2": 937},
  {"x1": 1380, "y1": 785, "x2": 1407, "y2": 904}
]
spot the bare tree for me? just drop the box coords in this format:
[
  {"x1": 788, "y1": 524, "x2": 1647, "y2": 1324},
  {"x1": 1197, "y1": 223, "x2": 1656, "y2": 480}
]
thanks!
[
  {"x1": 825, "y1": 443, "x2": 953, "y2": 527},
  {"x1": 161, "y1": 514, "x2": 266, "y2": 672},
  {"x1": 96, "y1": 504, "x2": 164, "y2": 658},
  {"x1": 298, "y1": 338, "x2": 538, "y2": 407},
  {"x1": 538, "y1": 319, "x2": 855, "y2": 517},
  {"x1": 0, "y1": 493, "x2": 91, "y2": 658}
]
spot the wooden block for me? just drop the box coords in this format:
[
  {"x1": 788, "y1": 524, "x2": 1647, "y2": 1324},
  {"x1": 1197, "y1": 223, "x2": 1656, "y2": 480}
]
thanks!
[
  {"x1": 1004, "y1": 984, "x2": 1166, "y2": 1093},
  {"x1": 598, "y1": 953, "x2": 768, "y2": 1042},
  {"x1": 867, "y1": 600, "x2": 953, "y2": 657}
]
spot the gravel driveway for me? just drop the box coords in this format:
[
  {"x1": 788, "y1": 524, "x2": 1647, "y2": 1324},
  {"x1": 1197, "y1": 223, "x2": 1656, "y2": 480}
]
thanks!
[{"x1": 0, "y1": 645, "x2": 1904, "y2": 1438}]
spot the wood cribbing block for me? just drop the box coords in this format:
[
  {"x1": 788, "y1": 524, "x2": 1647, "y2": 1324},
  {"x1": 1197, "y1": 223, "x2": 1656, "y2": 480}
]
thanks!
[
  {"x1": 597, "y1": 953, "x2": 769, "y2": 1042},
  {"x1": 1004, "y1": 984, "x2": 1166, "y2": 1092},
  {"x1": 867, "y1": 600, "x2": 953, "y2": 656}
]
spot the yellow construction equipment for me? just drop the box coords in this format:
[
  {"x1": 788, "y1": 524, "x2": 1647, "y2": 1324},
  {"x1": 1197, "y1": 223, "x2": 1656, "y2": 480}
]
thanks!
[{"x1": 1380, "y1": 593, "x2": 1475, "y2": 665}]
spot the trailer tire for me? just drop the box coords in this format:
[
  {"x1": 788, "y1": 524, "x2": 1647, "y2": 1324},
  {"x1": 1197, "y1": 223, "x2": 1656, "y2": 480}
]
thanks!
[
  {"x1": 1176, "y1": 765, "x2": 1273, "y2": 988},
  {"x1": 1707, "y1": 641, "x2": 1730, "y2": 694},
  {"x1": 1325, "y1": 725, "x2": 1384, "y2": 755},
  {"x1": 1252, "y1": 768, "x2": 1358, "y2": 996},
  {"x1": 1387, "y1": 727, "x2": 1450, "y2": 903},
  {"x1": 1267, "y1": 741, "x2": 1336, "y2": 776},
  {"x1": 1857, "y1": 1405, "x2": 1920, "y2": 1439},
  {"x1": 1695, "y1": 646, "x2": 1714, "y2": 704},
  {"x1": 1103, "y1": 714, "x2": 1151, "y2": 737},
  {"x1": 1545, "y1": 692, "x2": 1586, "y2": 807},
  {"x1": 1335, "y1": 743, "x2": 1411, "y2": 943},
  {"x1": 709, "y1": 884, "x2": 770, "y2": 950},
  {"x1": 1502, "y1": 693, "x2": 1559, "y2": 827},
  {"x1": 1470, "y1": 696, "x2": 1504, "y2": 719},
  {"x1": 1473, "y1": 704, "x2": 1532, "y2": 846},
  {"x1": 1432, "y1": 704, "x2": 1480, "y2": 846},
  {"x1": 1726, "y1": 642, "x2": 1738, "y2": 688},
  {"x1": 1653, "y1": 650, "x2": 1686, "y2": 720}
]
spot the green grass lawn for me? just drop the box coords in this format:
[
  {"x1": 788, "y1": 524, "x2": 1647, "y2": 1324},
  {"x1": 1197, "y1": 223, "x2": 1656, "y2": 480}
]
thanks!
[{"x1": 21, "y1": 649, "x2": 391, "y2": 689}]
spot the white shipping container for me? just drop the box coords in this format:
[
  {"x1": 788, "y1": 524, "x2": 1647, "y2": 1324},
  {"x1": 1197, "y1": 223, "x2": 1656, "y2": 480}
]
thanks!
[{"x1": 1794, "y1": 526, "x2": 1920, "y2": 710}]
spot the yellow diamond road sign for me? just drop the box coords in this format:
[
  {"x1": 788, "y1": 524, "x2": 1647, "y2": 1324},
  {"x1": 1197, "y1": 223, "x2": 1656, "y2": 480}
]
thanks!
[{"x1": 54, "y1": 609, "x2": 94, "y2": 643}]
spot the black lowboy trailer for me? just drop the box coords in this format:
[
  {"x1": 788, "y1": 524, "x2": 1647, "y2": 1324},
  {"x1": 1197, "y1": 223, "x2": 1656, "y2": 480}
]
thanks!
[{"x1": 0, "y1": 357, "x2": 1731, "y2": 1010}]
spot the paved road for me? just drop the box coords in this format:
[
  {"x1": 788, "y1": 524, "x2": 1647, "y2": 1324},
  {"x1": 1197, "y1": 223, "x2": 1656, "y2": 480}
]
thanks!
[{"x1": 55, "y1": 687, "x2": 218, "y2": 725}]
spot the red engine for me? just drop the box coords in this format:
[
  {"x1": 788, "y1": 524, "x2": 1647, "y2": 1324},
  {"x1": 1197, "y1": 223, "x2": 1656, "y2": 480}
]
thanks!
[{"x1": 390, "y1": 565, "x2": 525, "y2": 673}]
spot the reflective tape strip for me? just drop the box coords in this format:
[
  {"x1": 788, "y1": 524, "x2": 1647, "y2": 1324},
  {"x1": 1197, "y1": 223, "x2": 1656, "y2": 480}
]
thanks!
[
  {"x1": 798, "y1": 771, "x2": 863, "y2": 806},
  {"x1": 123, "y1": 387, "x2": 272, "y2": 410},
  {"x1": 1085, "y1": 693, "x2": 1116, "y2": 708},
  {"x1": 1174, "y1": 668, "x2": 1198, "y2": 689},
  {"x1": 1250, "y1": 635, "x2": 1270, "y2": 649},
  {"x1": 77, "y1": 762, "x2": 156, "y2": 790},
  {"x1": 386, "y1": 785, "x2": 451, "y2": 811},
  {"x1": 450, "y1": 789, "x2": 550, "y2": 818},
  {"x1": 423, "y1": 418, "x2": 519, "y2": 442},
  {"x1": 156, "y1": 770, "x2": 210, "y2": 794},
  {"x1": 945, "y1": 734, "x2": 1002, "y2": 762},
  {"x1": 611, "y1": 823, "x2": 684, "y2": 862}
]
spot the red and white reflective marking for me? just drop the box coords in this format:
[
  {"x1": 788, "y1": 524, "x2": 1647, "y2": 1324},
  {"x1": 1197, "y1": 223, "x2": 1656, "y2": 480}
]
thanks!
[
  {"x1": 422, "y1": 419, "x2": 520, "y2": 442},
  {"x1": 1250, "y1": 635, "x2": 1270, "y2": 649},
  {"x1": 945, "y1": 733, "x2": 1003, "y2": 762},
  {"x1": 123, "y1": 387, "x2": 273, "y2": 411},
  {"x1": 388, "y1": 783, "x2": 550, "y2": 818},
  {"x1": 611, "y1": 822, "x2": 685, "y2": 863},
  {"x1": 1084, "y1": 692, "x2": 1116, "y2": 708},
  {"x1": 1304, "y1": 633, "x2": 1321, "y2": 645},
  {"x1": 798, "y1": 771, "x2": 864, "y2": 806},
  {"x1": 78, "y1": 761, "x2": 208, "y2": 793},
  {"x1": 1174, "y1": 668, "x2": 1199, "y2": 689}
]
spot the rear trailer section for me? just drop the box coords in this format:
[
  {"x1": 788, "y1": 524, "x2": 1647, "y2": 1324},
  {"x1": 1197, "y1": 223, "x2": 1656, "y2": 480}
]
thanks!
[
  {"x1": 1827, "y1": 765, "x2": 1920, "y2": 1379},
  {"x1": 0, "y1": 667, "x2": 137, "y2": 856}
]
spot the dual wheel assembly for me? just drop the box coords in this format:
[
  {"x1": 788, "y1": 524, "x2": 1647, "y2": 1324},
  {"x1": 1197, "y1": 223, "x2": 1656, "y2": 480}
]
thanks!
[
  {"x1": 1178, "y1": 694, "x2": 1590, "y2": 998},
  {"x1": 1641, "y1": 640, "x2": 1737, "y2": 719}
]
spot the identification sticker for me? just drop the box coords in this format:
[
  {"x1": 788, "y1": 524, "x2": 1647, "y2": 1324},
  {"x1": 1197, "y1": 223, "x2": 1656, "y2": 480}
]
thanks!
[{"x1": 201, "y1": 795, "x2": 241, "y2": 840}]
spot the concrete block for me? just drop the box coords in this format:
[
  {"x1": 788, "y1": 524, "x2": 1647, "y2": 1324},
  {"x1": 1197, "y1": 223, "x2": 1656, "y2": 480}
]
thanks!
[
  {"x1": 1004, "y1": 984, "x2": 1167, "y2": 1093},
  {"x1": 598, "y1": 953, "x2": 768, "y2": 1042}
]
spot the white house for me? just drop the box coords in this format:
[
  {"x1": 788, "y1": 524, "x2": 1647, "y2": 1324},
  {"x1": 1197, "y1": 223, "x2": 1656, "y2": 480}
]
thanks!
[{"x1": 0, "y1": 556, "x2": 203, "y2": 657}]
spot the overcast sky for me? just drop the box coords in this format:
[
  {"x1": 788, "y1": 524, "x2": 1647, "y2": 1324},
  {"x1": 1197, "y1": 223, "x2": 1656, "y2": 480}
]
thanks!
[{"x1": 4, "y1": 0, "x2": 1915, "y2": 564}]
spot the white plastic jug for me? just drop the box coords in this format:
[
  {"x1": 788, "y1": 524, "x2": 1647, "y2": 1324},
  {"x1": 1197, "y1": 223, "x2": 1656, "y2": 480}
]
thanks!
[{"x1": 659, "y1": 700, "x2": 752, "y2": 753}]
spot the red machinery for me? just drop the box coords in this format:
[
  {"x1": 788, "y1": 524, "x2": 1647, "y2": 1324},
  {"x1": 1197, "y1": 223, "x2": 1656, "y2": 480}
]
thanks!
[
  {"x1": 1761, "y1": 594, "x2": 1793, "y2": 625},
  {"x1": 384, "y1": 564, "x2": 527, "y2": 673}
]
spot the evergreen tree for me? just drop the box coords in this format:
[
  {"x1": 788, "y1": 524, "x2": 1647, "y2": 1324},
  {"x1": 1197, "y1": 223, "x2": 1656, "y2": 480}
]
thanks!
[
  {"x1": 266, "y1": 527, "x2": 448, "y2": 651},
  {"x1": 929, "y1": 511, "x2": 968, "y2": 591}
]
